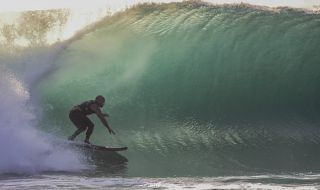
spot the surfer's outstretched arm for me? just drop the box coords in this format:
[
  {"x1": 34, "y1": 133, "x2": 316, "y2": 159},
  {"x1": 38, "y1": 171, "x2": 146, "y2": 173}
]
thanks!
[{"x1": 90, "y1": 104, "x2": 115, "y2": 134}]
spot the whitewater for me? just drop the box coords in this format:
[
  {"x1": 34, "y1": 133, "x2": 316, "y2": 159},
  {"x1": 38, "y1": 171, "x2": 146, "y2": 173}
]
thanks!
[{"x1": 1, "y1": 1, "x2": 320, "y2": 189}]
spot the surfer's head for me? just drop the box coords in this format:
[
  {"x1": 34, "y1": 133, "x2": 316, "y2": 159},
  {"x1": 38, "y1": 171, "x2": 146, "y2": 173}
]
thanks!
[{"x1": 95, "y1": 95, "x2": 105, "y2": 107}]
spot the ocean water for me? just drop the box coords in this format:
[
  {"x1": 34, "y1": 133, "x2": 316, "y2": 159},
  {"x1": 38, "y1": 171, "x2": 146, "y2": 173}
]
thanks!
[{"x1": 1, "y1": 1, "x2": 320, "y2": 189}]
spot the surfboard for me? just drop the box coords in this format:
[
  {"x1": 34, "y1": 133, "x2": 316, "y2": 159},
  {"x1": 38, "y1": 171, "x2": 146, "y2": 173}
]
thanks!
[{"x1": 70, "y1": 142, "x2": 128, "y2": 152}]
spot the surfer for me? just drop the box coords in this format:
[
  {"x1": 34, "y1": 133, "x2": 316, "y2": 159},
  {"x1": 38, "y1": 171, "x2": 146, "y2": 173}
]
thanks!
[{"x1": 68, "y1": 95, "x2": 115, "y2": 144}]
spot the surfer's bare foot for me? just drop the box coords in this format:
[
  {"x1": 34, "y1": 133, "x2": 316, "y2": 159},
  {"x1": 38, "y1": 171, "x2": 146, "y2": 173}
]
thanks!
[{"x1": 84, "y1": 140, "x2": 91, "y2": 144}]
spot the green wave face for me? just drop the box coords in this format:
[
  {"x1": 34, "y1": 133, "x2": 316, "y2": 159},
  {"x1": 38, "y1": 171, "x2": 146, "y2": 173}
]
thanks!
[{"x1": 38, "y1": 2, "x2": 320, "y2": 177}]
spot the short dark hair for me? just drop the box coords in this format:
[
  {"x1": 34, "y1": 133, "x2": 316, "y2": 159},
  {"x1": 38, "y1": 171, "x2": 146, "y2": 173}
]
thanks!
[{"x1": 95, "y1": 95, "x2": 105, "y2": 102}]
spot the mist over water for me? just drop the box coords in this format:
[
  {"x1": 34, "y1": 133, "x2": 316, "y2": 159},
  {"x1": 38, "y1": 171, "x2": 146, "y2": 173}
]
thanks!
[
  {"x1": 0, "y1": 35, "x2": 89, "y2": 174},
  {"x1": 1, "y1": 1, "x2": 320, "y2": 178},
  {"x1": 0, "y1": 66, "x2": 88, "y2": 174}
]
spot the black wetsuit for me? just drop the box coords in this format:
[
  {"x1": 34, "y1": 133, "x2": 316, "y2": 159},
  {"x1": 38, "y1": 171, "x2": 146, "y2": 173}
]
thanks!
[{"x1": 69, "y1": 100, "x2": 96, "y2": 140}]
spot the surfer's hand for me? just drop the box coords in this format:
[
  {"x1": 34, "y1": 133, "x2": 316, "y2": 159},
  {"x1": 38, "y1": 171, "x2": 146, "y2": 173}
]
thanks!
[
  {"x1": 108, "y1": 128, "x2": 115, "y2": 135},
  {"x1": 103, "y1": 113, "x2": 109, "y2": 117}
]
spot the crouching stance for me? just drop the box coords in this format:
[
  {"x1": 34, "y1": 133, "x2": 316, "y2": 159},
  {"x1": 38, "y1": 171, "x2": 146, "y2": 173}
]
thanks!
[{"x1": 68, "y1": 95, "x2": 115, "y2": 144}]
